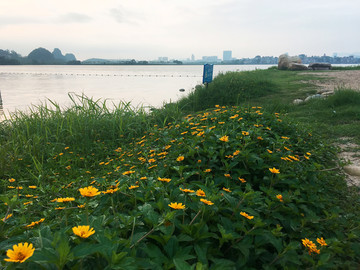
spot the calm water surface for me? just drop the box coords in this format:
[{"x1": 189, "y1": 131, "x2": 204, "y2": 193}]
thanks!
[{"x1": 0, "y1": 65, "x2": 273, "y2": 117}]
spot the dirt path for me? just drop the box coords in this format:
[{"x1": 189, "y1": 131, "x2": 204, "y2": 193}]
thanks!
[{"x1": 300, "y1": 70, "x2": 360, "y2": 187}]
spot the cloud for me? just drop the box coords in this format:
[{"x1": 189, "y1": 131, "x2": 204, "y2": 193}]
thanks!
[
  {"x1": 0, "y1": 16, "x2": 42, "y2": 27},
  {"x1": 56, "y1": 13, "x2": 93, "y2": 23}
]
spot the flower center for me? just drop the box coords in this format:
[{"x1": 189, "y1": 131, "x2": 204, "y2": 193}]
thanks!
[{"x1": 16, "y1": 252, "x2": 26, "y2": 260}]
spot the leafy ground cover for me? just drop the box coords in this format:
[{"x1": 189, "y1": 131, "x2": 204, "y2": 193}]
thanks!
[
  {"x1": 1, "y1": 68, "x2": 360, "y2": 269},
  {"x1": 1, "y1": 102, "x2": 359, "y2": 269}
]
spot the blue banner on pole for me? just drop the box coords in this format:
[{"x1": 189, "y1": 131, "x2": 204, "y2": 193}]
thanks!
[{"x1": 202, "y1": 64, "x2": 214, "y2": 84}]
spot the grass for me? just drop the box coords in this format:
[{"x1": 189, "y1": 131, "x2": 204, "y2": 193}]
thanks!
[{"x1": 0, "y1": 69, "x2": 360, "y2": 269}]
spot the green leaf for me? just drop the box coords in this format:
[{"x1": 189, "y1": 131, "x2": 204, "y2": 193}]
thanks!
[{"x1": 173, "y1": 258, "x2": 192, "y2": 270}]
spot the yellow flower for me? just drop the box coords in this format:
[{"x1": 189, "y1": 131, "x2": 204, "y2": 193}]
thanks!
[
  {"x1": 102, "y1": 188, "x2": 119, "y2": 194},
  {"x1": 128, "y1": 185, "x2": 139, "y2": 190},
  {"x1": 56, "y1": 197, "x2": 75, "y2": 203},
  {"x1": 240, "y1": 211, "x2": 254, "y2": 220},
  {"x1": 276, "y1": 194, "x2": 284, "y2": 202},
  {"x1": 222, "y1": 187, "x2": 231, "y2": 192},
  {"x1": 224, "y1": 173, "x2": 231, "y2": 178},
  {"x1": 4, "y1": 242, "x2": 35, "y2": 263},
  {"x1": 8, "y1": 178, "x2": 15, "y2": 183},
  {"x1": 257, "y1": 136, "x2": 263, "y2": 140},
  {"x1": 168, "y1": 202, "x2": 186, "y2": 209},
  {"x1": 79, "y1": 186, "x2": 101, "y2": 197},
  {"x1": 316, "y1": 237, "x2": 327, "y2": 246},
  {"x1": 2, "y1": 213, "x2": 13, "y2": 222},
  {"x1": 233, "y1": 150, "x2": 241, "y2": 156},
  {"x1": 204, "y1": 169, "x2": 212, "y2": 173},
  {"x1": 196, "y1": 189, "x2": 206, "y2": 197},
  {"x1": 267, "y1": 149, "x2": 273, "y2": 154},
  {"x1": 158, "y1": 177, "x2": 171, "y2": 182},
  {"x1": 176, "y1": 156, "x2": 185, "y2": 162},
  {"x1": 180, "y1": 188, "x2": 195, "y2": 193},
  {"x1": 72, "y1": 225, "x2": 95, "y2": 238},
  {"x1": 148, "y1": 158, "x2": 156, "y2": 163},
  {"x1": 302, "y1": 238, "x2": 321, "y2": 255},
  {"x1": 122, "y1": 170, "x2": 135, "y2": 175},
  {"x1": 269, "y1": 167, "x2": 280, "y2": 174},
  {"x1": 28, "y1": 186, "x2": 37, "y2": 189},
  {"x1": 219, "y1": 135, "x2": 229, "y2": 142},
  {"x1": 140, "y1": 177, "x2": 147, "y2": 180},
  {"x1": 200, "y1": 198, "x2": 214, "y2": 205},
  {"x1": 242, "y1": 131, "x2": 249, "y2": 136},
  {"x1": 238, "y1": 177, "x2": 246, "y2": 183}
]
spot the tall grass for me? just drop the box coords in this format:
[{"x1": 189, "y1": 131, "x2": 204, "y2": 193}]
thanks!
[
  {"x1": 176, "y1": 70, "x2": 279, "y2": 112},
  {"x1": 0, "y1": 93, "x2": 183, "y2": 179}
]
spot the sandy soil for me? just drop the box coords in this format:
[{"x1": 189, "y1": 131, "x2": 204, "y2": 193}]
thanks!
[
  {"x1": 301, "y1": 70, "x2": 360, "y2": 92},
  {"x1": 300, "y1": 70, "x2": 360, "y2": 187}
]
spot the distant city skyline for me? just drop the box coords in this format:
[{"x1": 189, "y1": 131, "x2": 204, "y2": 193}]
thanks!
[{"x1": 1, "y1": 0, "x2": 360, "y2": 61}]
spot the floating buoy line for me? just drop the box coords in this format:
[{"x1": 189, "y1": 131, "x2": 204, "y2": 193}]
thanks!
[{"x1": 0, "y1": 72, "x2": 202, "y2": 78}]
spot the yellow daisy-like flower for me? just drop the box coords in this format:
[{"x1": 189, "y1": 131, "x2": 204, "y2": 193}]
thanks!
[
  {"x1": 8, "y1": 178, "x2": 16, "y2": 183},
  {"x1": 140, "y1": 176, "x2": 147, "y2": 180},
  {"x1": 128, "y1": 185, "x2": 139, "y2": 190},
  {"x1": 276, "y1": 194, "x2": 284, "y2": 202},
  {"x1": 200, "y1": 198, "x2": 214, "y2": 205},
  {"x1": 242, "y1": 131, "x2": 249, "y2": 136},
  {"x1": 122, "y1": 170, "x2": 135, "y2": 175},
  {"x1": 219, "y1": 135, "x2": 229, "y2": 142},
  {"x1": 2, "y1": 213, "x2": 13, "y2": 222},
  {"x1": 79, "y1": 186, "x2": 101, "y2": 197},
  {"x1": 233, "y1": 150, "x2": 241, "y2": 156},
  {"x1": 102, "y1": 188, "x2": 119, "y2": 194},
  {"x1": 28, "y1": 186, "x2": 37, "y2": 189},
  {"x1": 4, "y1": 242, "x2": 35, "y2": 263},
  {"x1": 180, "y1": 188, "x2": 195, "y2": 193},
  {"x1": 158, "y1": 177, "x2": 171, "y2": 183},
  {"x1": 240, "y1": 211, "x2": 254, "y2": 220},
  {"x1": 176, "y1": 156, "x2": 185, "y2": 162},
  {"x1": 269, "y1": 167, "x2": 280, "y2": 174},
  {"x1": 316, "y1": 237, "x2": 327, "y2": 246},
  {"x1": 224, "y1": 173, "x2": 231, "y2": 178},
  {"x1": 55, "y1": 197, "x2": 75, "y2": 203},
  {"x1": 168, "y1": 202, "x2": 186, "y2": 210},
  {"x1": 196, "y1": 189, "x2": 206, "y2": 197},
  {"x1": 267, "y1": 149, "x2": 273, "y2": 154},
  {"x1": 222, "y1": 187, "x2": 231, "y2": 192},
  {"x1": 238, "y1": 177, "x2": 246, "y2": 183},
  {"x1": 204, "y1": 169, "x2": 212, "y2": 173},
  {"x1": 72, "y1": 225, "x2": 95, "y2": 238},
  {"x1": 302, "y1": 238, "x2": 321, "y2": 255}
]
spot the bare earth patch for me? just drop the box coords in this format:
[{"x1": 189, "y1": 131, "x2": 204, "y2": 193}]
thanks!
[
  {"x1": 301, "y1": 70, "x2": 360, "y2": 92},
  {"x1": 300, "y1": 70, "x2": 360, "y2": 186}
]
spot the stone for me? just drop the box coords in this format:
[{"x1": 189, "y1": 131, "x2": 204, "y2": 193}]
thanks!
[
  {"x1": 293, "y1": 99, "x2": 304, "y2": 105},
  {"x1": 278, "y1": 54, "x2": 302, "y2": 70},
  {"x1": 288, "y1": 63, "x2": 308, "y2": 70},
  {"x1": 344, "y1": 165, "x2": 360, "y2": 176},
  {"x1": 308, "y1": 63, "x2": 332, "y2": 70},
  {"x1": 304, "y1": 94, "x2": 323, "y2": 102}
]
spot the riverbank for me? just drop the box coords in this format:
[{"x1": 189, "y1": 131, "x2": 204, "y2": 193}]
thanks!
[{"x1": 0, "y1": 68, "x2": 359, "y2": 269}]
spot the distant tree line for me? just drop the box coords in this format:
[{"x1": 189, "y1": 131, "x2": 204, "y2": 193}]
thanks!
[{"x1": 222, "y1": 54, "x2": 360, "y2": 65}]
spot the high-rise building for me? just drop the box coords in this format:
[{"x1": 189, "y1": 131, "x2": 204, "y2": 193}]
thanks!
[{"x1": 223, "y1": 50, "x2": 232, "y2": 61}]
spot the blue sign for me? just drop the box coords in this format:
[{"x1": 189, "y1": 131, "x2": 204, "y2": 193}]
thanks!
[{"x1": 202, "y1": 64, "x2": 214, "y2": 84}]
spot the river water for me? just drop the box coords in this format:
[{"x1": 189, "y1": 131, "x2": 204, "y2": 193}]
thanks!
[{"x1": 0, "y1": 64, "x2": 274, "y2": 118}]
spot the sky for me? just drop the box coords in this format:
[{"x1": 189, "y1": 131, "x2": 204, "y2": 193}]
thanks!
[{"x1": 1, "y1": 0, "x2": 359, "y2": 61}]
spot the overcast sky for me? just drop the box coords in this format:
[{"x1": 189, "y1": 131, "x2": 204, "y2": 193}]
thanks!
[{"x1": 1, "y1": 0, "x2": 359, "y2": 61}]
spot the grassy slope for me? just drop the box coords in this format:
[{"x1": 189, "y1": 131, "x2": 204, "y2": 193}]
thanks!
[{"x1": 0, "y1": 69, "x2": 359, "y2": 269}]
